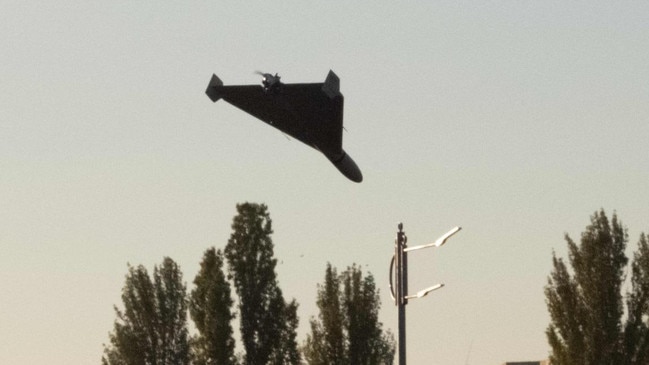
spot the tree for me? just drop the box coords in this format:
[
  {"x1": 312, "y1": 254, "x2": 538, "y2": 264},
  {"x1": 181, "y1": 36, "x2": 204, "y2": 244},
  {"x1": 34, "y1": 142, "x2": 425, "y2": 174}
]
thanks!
[
  {"x1": 624, "y1": 233, "x2": 649, "y2": 364},
  {"x1": 223, "y1": 202, "x2": 300, "y2": 365},
  {"x1": 545, "y1": 210, "x2": 649, "y2": 365},
  {"x1": 269, "y1": 296, "x2": 301, "y2": 365},
  {"x1": 189, "y1": 247, "x2": 237, "y2": 365},
  {"x1": 304, "y1": 263, "x2": 395, "y2": 365},
  {"x1": 304, "y1": 264, "x2": 345, "y2": 365},
  {"x1": 102, "y1": 257, "x2": 190, "y2": 365}
]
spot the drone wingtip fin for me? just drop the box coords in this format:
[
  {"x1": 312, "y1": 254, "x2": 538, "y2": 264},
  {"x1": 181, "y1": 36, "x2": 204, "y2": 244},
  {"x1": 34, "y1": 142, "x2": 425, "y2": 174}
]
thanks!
[
  {"x1": 206, "y1": 74, "x2": 224, "y2": 102},
  {"x1": 322, "y1": 70, "x2": 341, "y2": 99}
]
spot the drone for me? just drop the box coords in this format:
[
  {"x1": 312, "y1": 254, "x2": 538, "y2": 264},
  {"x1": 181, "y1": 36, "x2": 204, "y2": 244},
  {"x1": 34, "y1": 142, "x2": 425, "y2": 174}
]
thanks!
[{"x1": 206, "y1": 70, "x2": 362, "y2": 183}]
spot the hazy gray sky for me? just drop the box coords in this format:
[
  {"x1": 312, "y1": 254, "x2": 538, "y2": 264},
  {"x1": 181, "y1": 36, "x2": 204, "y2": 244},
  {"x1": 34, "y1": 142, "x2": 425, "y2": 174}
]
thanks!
[{"x1": 2, "y1": 1, "x2": 648, "y2": 364}]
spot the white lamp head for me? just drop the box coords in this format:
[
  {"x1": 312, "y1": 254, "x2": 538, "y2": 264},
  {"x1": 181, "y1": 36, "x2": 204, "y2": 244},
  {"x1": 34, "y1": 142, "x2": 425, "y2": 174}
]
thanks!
[
  {"x1": 434, "y1": 226, "x2": 462, "y2": 247},
  {"x1": 417, "y1": 283, "x2": 445, "y2": 298}
]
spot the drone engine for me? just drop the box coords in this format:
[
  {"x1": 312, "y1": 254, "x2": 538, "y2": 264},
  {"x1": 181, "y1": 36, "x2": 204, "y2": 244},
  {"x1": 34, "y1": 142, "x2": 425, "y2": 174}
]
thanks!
[{"x1": 257, "y1": 71, "x2": 281, "y2": 92}]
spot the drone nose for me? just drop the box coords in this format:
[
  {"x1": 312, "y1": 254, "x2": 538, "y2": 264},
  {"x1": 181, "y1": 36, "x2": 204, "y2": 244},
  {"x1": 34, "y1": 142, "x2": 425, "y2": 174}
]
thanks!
[{"x1": 330, "y1": 151, "x2": 363, "y2": 183}]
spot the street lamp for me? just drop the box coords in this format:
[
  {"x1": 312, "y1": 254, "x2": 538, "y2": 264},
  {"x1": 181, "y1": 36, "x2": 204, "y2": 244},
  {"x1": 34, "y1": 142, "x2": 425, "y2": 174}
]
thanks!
[
  {"x1": 403, "y1": 226, "x2": 461, "y2": 252},
  {"x1": 405, "y1": 283, "x2": 445, "y2": 300},
  {"x1": 389, "y1": 223, "x2": 461, "y2": 365}
]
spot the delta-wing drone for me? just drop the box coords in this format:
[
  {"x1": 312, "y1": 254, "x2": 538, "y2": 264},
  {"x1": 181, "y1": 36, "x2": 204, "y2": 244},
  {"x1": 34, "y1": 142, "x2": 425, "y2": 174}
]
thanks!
[{"x1": 205, "y1": 70, "x2": 362, "y2": 183}]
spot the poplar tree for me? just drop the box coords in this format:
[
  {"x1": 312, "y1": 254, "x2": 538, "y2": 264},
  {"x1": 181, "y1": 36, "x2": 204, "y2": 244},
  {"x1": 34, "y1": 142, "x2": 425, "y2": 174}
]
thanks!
[
  {"x1": 224, "y1": 203, "x2": 299, "y2": 365},
  {"x1": 102, "y1": 257, "x2": 189, "y2": 365},
  {"x1": 189, "y1": 247, "x2": 237, "y2": 365},
  {"x1": 545, "y1": 210, "x2": 649, "y2": 365},
  {"x1": 304, "y1": 264, "x2": 345, "y2": 365},
  {"x1": 623, "y1": 233, "x2": 649, "y2": 364},
  {"x1": 304, "y1": 263, "x2": 395, "y2": 365}
]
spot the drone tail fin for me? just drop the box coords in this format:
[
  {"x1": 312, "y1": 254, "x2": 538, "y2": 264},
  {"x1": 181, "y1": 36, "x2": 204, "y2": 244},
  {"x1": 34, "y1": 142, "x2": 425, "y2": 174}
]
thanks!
[
  {"x1": 205, "y1": 74, "x2": 224, "y2": 102},
  {"x1": 322, "y1": 70, "x2": 341, "y2": 99}
]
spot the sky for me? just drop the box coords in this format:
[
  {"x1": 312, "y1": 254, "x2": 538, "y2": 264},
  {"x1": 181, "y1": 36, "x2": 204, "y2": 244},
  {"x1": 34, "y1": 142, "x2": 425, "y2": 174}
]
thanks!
[{"x1": 2, "y1": 1, "x2": 649, "y2": 364}]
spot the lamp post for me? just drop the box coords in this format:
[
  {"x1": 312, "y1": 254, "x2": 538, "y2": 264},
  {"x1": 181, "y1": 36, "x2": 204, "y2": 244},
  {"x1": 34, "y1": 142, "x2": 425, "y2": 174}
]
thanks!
[{"x1": 389, "y1": 223, "x2": 461, "y2": 365}]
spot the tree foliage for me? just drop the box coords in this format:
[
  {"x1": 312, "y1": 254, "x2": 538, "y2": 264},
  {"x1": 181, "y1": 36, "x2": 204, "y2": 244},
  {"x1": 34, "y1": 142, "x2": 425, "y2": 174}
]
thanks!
[
  {"x1": 224, "y1": 202, "x2": 300, "y2": 365},
  {"x1": 545, "y1": 210, "x2": 649, "y2": 365},
  {"x1": 304, "y1": 263, "x2": 395, "y2": 365},
  {"x1": 304, "y1": 264, "x2": 345, "y2": 365},
  {"x1": 102, "y1": 257, "x2": 189, "y2": 365},
  {"x1": 624, "y1": 232, "x2": 649, "y2": 364},
  {"x1": 189, "y1": 247, "x2": 237, "y2": 365}
]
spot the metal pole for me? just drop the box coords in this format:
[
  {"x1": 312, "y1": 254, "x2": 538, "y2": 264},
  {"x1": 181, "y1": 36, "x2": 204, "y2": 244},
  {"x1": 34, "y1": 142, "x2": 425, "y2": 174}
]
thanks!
[
  {"x1": 396, "y1": 223, "x2": 408, "y2": 365},
  {"x1": 390, "y1": 223, "x2": 458, "y2": 365}
]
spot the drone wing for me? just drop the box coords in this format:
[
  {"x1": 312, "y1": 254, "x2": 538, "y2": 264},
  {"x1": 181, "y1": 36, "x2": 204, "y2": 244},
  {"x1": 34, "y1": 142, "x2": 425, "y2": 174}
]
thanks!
[{"x1": 206, "y1": 71, "x2": 344, "y2": 157}]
